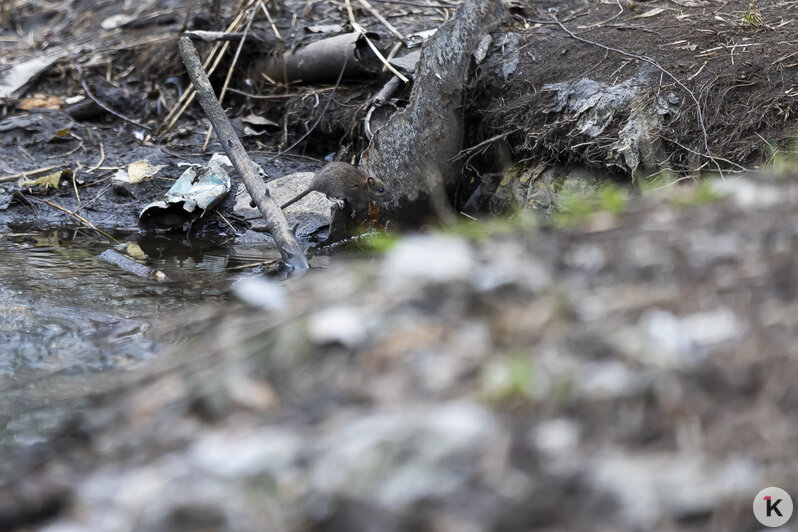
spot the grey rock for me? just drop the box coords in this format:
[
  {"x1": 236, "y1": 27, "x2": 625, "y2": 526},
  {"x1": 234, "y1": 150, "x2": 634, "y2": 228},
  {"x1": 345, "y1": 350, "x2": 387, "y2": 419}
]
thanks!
[{"x1": 234, "y1": 171, "x2": 332, "y2": 239}]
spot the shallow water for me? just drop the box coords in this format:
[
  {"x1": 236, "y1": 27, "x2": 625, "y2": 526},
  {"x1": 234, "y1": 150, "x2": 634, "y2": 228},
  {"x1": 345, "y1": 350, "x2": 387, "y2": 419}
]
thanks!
[{"x1": 0, "y1": 227, "x2": 285, "y2": 476}]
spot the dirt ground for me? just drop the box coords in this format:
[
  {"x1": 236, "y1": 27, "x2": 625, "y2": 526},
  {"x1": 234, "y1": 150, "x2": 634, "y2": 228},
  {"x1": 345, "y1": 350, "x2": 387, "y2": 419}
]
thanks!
[
  {"x1": 475, "y1": 0, "x2": 797, "y2": 176},
  {"x1": 1, "y1": 0, "x2": 795, "y2": 233}
]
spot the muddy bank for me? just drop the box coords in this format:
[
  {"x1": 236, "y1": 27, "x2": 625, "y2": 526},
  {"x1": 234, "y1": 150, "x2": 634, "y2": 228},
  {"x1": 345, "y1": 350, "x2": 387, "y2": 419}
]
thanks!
[
  {"x1": 2, "y1": 0, "x2": 794, "y2": 237},
  {"x1": 473, "y1": 0, "x2": 797, "y2": 179},
  {"x1": 2, "y1": 168, "x2": 798, "y2": 531}
]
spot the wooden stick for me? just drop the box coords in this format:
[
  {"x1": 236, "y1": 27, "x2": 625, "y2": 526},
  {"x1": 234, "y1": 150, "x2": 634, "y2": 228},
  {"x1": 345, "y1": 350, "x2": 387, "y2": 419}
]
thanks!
[
  {"x1": 344, "y1": 0, "x2": 409, "y2": 83},
  {"x1": 99, "y1": 249, "x2": 167, "y2": 281},
  {"x1": 178, "y1": 35, "x2": 308, "y2": 271},
  {"x1": 43, "y1": 199, "x2": 118, "y2": 242},
  {"x1": 0, "y1": 165, "x2": 57, "y2": 183},
  {"x1": 357, "y1": 0, "x2": 405, "y2": 42}
]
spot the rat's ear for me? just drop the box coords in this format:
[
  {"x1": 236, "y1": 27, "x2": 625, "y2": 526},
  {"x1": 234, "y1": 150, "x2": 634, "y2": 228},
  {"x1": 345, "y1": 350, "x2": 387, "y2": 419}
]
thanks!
[{"x1": 367, "y1": 177, "x2": 375, "y2": 185}]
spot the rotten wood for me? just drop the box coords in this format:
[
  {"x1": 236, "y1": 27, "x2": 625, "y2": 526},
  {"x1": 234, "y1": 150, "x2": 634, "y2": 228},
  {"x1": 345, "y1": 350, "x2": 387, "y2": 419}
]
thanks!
[
  {"x1": 178, "y1": 35, "x2": 308, "y2": 271},
  {"x1": 259, "y1": 32, "x2": 381, "y2": 83}
]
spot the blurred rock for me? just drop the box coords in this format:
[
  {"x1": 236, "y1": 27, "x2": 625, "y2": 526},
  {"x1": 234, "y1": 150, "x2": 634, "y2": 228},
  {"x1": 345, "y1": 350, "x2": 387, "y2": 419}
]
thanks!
[
  {"x1": 7, "y1": 172, "x2": 798, "y2": 532},
  {"x1": 382, "y1": 235, "x2": 475, "y2": 287},
  {"x1": 234, "y1": 171, "x2": 332, "y2": 239}
]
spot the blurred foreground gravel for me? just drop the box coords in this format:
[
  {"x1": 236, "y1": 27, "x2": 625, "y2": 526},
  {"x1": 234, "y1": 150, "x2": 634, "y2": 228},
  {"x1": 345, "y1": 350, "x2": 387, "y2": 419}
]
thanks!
[{"x1": 3, "y1": 173, "x2": 798, "y2": 531}]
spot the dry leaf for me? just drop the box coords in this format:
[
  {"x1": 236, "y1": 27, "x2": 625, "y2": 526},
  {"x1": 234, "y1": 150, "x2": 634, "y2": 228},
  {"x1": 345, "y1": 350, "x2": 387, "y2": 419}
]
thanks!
[
  {"x1": 18, "y1": 169, "x2": 70, "y2": 189},
  {"x1": 114, "y1": 160, "x2": 166, "y2": 184}
]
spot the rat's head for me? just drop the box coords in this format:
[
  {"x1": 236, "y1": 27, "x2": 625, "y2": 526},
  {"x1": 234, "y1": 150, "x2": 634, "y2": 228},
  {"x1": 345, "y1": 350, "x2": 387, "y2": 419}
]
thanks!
[{"x1": 363, "y1": 174, "x2": 390, "y2": 201}]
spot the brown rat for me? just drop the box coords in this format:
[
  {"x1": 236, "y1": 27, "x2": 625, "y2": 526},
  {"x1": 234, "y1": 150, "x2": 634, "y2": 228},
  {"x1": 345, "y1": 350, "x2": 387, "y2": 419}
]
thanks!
[{"x1": 280, "y1": 162, "x2": 389, "y2": 216}]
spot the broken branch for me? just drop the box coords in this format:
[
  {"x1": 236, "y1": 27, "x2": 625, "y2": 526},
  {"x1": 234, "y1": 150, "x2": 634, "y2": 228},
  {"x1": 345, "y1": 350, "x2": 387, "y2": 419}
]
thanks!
[{"x1": 178, "y1": 35, "x2": 308, "y2": 271}]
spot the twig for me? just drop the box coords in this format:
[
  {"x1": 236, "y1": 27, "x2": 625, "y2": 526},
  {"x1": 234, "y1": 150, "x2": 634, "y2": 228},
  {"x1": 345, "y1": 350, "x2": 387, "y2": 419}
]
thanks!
[
  {"x1": 225, "y1": 87, "x2": 298, "y2": 99},
  {"x1": 649, "y1": 174, "x2": 695, "y2": 192},
  {"x1": 160, "y1": 7, "x2": 249, "y2": 134},
  {"x1": 202, "y1": 7, "x2": 257, "y2": 151},
  {"x1": 215, "y1": 209, "x2": 237, "y2": 233},
  {"x1": 178, "y1": 35, "x2": 307, "y2": 271},
  {"x1": 660, "y1": 135, "x2": 747, "y2": 171},
  {"x1": 552, "y1": 16, "x2": 725, "y2": 180},
  {"x1": 17, "y1": 145, "x2": 34, "y2": 162},
  {"x1": 99, "y1": 249, "x2": 167, "y2": 281},
  {"x1": 374, "y1": 0, "x2": 456, "y2": 7},
  {"x1": 357, "y1": 0, "x2": 405, "y2": 42},
  {"x1": 227, "y1": 259, "x2": 280, "y2": 271},
  {"x1": 43, "y1": 199, "x2": 118, "y2": 242},
  {"x1": 454, "y1": 129, "x2": 520, "y2": 160},
  {"x1": 71, "y1": 168, "x2": 81, "y2": 206},
  {"x1": 257, "y1": 0, "x2": 282, "y2": 40},
  {"x1": 71, "y1": 61, "x2": 152, "y2": 131},
  {"x1": 578, "y1": 0, "x2": 623, "y2": 29},
  {"x1": 74, "y1": 181, "x2": 112, "y2": 215},
  {"x1": 344, "y1": 0, "x2": 409, "y2": 83},
  {"x1": 87, "y1": 141, "x2": 106, "y2": 172},
  {"x1": 754, "y1": 132, "x2": 778, "y2": 165},
  {"x1": 182, "y1": 30, "x2": 265, "y2": 42},
  {"x1": 687, "y1": 60, "x2": 708, "y2": 81},
  {"x1": 0, "y1": 165, "x2": 56, "y2": 183},
  {"x1": 180, "y1": 0, "x2": 193, "y2": 32},
  {"x1": 47, "y1": 140, "x2": 84, "y2": 159}
]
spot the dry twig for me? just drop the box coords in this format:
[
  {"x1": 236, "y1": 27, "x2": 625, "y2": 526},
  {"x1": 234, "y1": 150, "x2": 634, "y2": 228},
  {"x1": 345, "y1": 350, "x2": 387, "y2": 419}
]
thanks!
[
  {"x1": 357, "y1": 0, "x2": 405, "y2": 42},
  {"x1": 0, "y1": 165, "x2": 57, "y2": 183},
  {"x1": 43, "y1": 199, "x2": 117, "y2": 242},
  {"x1": 159, "y1": 6, "x2": 250, "y2": 134},
  {"x1": 202, "y1": 7, "x2": 257, "y2": 151},
  {"x1": 72, "y1": 61, "x2": 151, "y2": 131},
  {"x1": 87, "y1": 142, "x2": 106, "y2": 173},
  {"x1": 344, "y1": 0, "x2": 409, "y2": 83}
]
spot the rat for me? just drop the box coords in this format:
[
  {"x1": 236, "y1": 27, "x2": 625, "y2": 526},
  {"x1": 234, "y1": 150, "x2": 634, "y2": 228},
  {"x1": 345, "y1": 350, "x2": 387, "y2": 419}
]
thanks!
[{"x1": 249, "y1": 162, "x2": 389, "y2": 219}]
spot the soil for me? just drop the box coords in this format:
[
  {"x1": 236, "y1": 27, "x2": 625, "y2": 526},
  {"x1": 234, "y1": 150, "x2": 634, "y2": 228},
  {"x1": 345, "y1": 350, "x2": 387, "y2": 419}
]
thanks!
[
  {"x1": 474, "y1": 0, "x2": 798, "y2": 176},
  {"x1": 2, "y1": 0, "x2": 793, "y2": 233}
]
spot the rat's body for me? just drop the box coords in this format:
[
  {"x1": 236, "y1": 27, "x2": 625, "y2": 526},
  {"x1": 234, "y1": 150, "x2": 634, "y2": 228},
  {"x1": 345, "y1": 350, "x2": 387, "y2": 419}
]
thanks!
[{"x1": 280, "y1": 162, "x2": 388, "y2": 216}]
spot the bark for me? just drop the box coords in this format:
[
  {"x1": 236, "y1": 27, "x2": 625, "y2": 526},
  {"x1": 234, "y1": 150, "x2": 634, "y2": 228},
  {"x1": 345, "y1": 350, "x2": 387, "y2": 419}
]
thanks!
[{"x1": 359, "y1": 0, "x2": 506, "y2": 220}]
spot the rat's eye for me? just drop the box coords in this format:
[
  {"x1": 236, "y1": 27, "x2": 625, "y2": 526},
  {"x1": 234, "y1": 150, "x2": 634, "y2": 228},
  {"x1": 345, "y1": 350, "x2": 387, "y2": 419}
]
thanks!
[{"x1": 379, "y1": 187, "x2": 384, "y2": 193}]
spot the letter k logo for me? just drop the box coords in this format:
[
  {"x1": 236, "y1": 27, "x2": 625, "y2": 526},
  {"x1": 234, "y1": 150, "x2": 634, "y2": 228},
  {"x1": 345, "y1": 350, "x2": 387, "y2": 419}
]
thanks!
[
  {"x1": 755, "y1": 488, "x2": 793, "y2": 527},
  {"x1": 765, "y1": 496, "x2": 783, "y2": 517}
]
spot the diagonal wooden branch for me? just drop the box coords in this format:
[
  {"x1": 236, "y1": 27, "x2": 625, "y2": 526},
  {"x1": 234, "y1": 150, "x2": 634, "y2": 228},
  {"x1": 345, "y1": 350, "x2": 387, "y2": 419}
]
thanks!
[{"x1": 178, "y1": 35, "x2": 308, "y2": 271}]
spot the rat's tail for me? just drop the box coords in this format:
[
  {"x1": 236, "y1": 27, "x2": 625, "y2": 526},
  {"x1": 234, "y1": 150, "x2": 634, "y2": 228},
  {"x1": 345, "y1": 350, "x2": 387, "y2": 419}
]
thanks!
[{"x1": 280, "y1": 189, "x2": 312, "y2": 209}]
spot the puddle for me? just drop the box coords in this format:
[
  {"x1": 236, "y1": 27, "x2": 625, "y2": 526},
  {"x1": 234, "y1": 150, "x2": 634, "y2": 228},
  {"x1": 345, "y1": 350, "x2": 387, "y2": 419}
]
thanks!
[{"x1": 0, "y1": 227, "x2": 289, "y2": 478}]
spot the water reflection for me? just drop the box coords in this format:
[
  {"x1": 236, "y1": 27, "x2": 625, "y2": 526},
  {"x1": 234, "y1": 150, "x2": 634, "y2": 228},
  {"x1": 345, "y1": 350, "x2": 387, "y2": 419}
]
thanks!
[{"x1": 0, "y1": 227, "x2": 282, "y2": 478}]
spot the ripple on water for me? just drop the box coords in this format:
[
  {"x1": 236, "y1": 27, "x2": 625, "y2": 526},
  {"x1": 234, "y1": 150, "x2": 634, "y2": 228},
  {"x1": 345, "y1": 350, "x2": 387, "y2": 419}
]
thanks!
[{"x1": 0, "y1": 228, "x2": 277, "y2": 476}]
